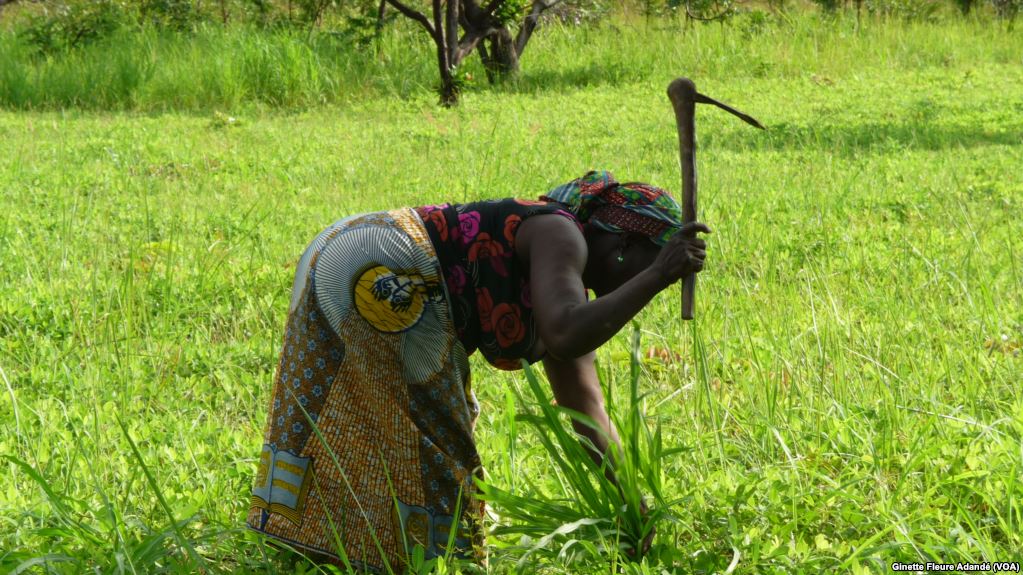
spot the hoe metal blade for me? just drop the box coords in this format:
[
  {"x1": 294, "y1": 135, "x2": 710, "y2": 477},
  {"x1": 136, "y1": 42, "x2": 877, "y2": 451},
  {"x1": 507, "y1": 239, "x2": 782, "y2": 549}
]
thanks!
[{"x1": 694, "y1": 92, "x2": 766, "y2": 130}]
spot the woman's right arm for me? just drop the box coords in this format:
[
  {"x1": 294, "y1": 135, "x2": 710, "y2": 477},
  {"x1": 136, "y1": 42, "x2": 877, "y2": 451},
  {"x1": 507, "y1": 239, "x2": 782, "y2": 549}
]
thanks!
[{"x1": 525, "y1": 216, "x2": 704, "y2": 360}]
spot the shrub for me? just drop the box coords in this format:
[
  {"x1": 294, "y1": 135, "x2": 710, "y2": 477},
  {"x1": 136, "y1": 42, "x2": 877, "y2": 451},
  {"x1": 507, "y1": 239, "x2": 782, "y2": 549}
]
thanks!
[
  {"x1": 138, "y1": 0, "x2": 201, "y2": 30},
  {"x1": 20, "y1": 0, "x2": 134, "y2": 55},
  {"x1": 990, "y1": 0, "x2": 1020, "y2": 21},
  {"x1": 542, "y1": 0, "x2": 613, "y2": 25},
  {"x1": 865, "y1": 0, "x2": 942, "y2": 20},
  {"x1": 734, "y1": 8, "x2": 773, "y2": 37}
]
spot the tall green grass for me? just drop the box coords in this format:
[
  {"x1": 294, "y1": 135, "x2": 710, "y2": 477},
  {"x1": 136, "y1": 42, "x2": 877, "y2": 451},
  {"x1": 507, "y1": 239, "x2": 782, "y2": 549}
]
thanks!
[
  {"x1": 477, "y1": 324, "x2": 695, "y2": 571},
  {"x1": 0, "y1": 12, "x2": 1019, "y2": 110},
  {"x1": 1, "y1": 10, "x2": 1021, "y2": 575},
  {"x1": 0, "y1": 23, "x2": 439, "y2": 110}
]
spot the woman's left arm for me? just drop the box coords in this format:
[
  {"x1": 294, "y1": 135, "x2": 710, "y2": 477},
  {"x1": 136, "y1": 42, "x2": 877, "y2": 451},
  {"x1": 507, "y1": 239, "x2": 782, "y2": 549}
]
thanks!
[
  {"x1": 542, "y1": 351, "x2": 655, "y2": 554},
  {"x1": 542, "y1": 351, "x2": 621, "y2": 474}
]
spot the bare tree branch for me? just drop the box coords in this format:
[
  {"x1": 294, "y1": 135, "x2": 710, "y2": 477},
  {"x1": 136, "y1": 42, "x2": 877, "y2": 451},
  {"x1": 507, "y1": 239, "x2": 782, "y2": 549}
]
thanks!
[
  {"x1": 460, "y1": 0, "x2": 488, "y2": 22},
  {"x1": 385, "y1": 0, "x2": 437, "y2": 37},
  {"x1": 482, "y1": 0, "x2": 505, "y2": 17},
  {"x1": 458, "y1": 0, "x2": 473, "y2": 29},
  {"x1": 376, "y1": 0, "x2": 388, "y2": 34},
  {"x1": 454, "y1": 24, "x2": 500, "y2": 64},
  {"x1": 446, "y1": 0, "x2": 460, "y2": 67},
  {"x1": 477, "y1": 41, "x2": 496, "y2": 84},
  {"x1": 514, "y1": 0, "x2": 562, "y2": 55},
  {"x1": 433, "y1": 0, "x2": 444, "y2": 43}
]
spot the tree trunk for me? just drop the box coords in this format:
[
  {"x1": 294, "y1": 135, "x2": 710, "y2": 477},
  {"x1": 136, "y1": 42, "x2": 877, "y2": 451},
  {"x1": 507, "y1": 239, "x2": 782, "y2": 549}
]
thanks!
[
  {"x1": 439, "y1": 70, "x2": 460, "y2": 105},
  {"x1": 482, "y1": 27, "x2": 519, "y2": 81},
  {"x1": 386, "y1": 0, "x2": 560, "y2": 103},
  {"x1": 376, "y1": 0, "x2": 388, "y2": 33}
]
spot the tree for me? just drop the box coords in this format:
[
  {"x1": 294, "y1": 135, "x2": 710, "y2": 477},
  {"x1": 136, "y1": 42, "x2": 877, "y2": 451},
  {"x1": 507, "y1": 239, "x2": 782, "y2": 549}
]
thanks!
[
  {"x1": 383, "y1": 0, "x2": 562, "y2": 105},
  {"x1": 471, "y1": 0, "x2": 562, "y2": 83},
  {"x1": 990, "y1": 0, "x2": 1019, "y2": 22}
]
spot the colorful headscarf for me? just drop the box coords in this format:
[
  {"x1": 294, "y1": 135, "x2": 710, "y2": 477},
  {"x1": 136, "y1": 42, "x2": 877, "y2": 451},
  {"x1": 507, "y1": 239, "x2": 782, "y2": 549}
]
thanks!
[{"x1": 539, "y1": 170, "x2": 684, "y2": 246}]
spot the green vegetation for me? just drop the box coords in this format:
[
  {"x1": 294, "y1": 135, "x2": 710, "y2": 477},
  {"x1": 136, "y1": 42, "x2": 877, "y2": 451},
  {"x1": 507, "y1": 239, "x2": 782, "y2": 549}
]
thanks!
[
  {"x1": 1, "y1": 9, "x2": 1022, "y2": 574},
  {"x1": 0, "y1": 8, "x2": 1019, "y2": 110}
]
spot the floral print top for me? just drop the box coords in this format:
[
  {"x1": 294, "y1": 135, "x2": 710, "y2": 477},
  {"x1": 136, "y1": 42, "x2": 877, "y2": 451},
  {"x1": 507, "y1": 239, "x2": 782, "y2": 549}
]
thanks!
[{"x1": 414, "y1": 199, "x2": 583, "y2": 371}]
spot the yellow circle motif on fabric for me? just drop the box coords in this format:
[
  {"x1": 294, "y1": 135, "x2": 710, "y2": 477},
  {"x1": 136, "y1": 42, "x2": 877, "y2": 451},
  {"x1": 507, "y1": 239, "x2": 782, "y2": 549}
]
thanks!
[{"x1": 353, "y1": 264, "x2": 426, "y2": 333}]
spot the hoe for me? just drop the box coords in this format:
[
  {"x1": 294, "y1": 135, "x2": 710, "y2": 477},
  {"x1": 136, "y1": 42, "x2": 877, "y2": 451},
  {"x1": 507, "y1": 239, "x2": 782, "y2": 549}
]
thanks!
[{"x1": 667, "y1": 77, "x2": 765, "y2": 320}]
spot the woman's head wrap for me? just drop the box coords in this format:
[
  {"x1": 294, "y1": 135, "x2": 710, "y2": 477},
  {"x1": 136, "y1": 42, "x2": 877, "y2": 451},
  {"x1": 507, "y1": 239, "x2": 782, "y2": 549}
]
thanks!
[{"x1": 540, "y1": 170, "x2": 684, "y2": 246}]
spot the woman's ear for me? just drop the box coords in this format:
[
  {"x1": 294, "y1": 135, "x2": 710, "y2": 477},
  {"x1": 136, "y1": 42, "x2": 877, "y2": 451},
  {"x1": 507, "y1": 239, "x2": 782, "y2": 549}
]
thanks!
[{"x1": 621, "y1": 231, "x2": 647, "y2": 249}]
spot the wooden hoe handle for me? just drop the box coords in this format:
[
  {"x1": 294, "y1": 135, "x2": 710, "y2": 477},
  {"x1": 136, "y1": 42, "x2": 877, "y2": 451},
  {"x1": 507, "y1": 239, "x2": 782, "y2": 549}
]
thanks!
[{"x1": 667, "y1": 78, "x2": 698, "y2": 320}]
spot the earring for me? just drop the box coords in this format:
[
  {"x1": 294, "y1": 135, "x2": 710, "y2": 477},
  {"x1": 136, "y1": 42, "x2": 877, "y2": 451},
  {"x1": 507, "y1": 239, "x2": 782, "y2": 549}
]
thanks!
[{"x1": 616, "y1": 243, "x2": 624, "y2": 263}]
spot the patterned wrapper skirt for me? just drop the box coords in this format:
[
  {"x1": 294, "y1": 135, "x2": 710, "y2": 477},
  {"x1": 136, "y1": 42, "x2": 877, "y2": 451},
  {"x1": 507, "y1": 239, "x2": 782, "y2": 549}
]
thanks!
[{"x1": 247, "y1": 208, "x2": 484, "y2": 572}]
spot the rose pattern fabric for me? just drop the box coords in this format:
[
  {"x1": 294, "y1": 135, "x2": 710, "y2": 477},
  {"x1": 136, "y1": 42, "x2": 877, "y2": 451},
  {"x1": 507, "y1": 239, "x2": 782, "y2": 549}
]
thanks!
[
  {"x1": 426, "y1": 210, "x2": 449, "y2": 242},
  {"x1": 458, "y1": 211, "x2": 481, "y2": 244},
  {"x1": 446, "y1": 265, "x2": 467, "y2": 295},
  {"x1": 414, "y1": 198, "x2": 583, "y2": 371},
  {"x1": 503, "y1": 214, "x2": 522, "y2": 245},
  {"x1": 476, "y1": 287, "x2": 494, "y2": 332},
  {"x1": 467, "y1": 233, "x2": 508, "y2": 277},
  {"x1": 491, "y1": 303, "x2": 525, "y2": 348}
]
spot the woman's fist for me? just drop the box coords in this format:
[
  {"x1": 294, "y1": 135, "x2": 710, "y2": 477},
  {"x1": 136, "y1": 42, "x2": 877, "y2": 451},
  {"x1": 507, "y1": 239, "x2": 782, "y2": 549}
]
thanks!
[{"x1": 650, "y1": 221, "x2": 711, "y2": 285}]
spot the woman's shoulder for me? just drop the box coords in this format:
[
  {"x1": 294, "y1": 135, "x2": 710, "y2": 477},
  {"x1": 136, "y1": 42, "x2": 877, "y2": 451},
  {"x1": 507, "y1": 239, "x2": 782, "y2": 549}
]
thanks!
[
  {"x1": 416, "y1": 198, "x2": 582, "y2": 254},
  {"x1": 457, "y1": 197, "x2": 581, "y2": 224}
]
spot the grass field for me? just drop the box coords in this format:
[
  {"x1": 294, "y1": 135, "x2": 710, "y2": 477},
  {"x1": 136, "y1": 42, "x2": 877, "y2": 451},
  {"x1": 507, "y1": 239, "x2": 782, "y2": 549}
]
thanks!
[{"x1": 1, "y1": 11, "x2": 1022, "y2": 574}]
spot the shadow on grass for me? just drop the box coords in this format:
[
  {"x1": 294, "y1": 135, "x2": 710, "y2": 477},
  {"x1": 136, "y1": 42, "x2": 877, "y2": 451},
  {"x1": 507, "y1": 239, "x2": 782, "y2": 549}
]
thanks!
[
  {"x1": 706, "y1": 121, "x2": 1022, "y2": 153},
  {"x1": 490, "y1": 63, "x2": 642, "y2": 96}
]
